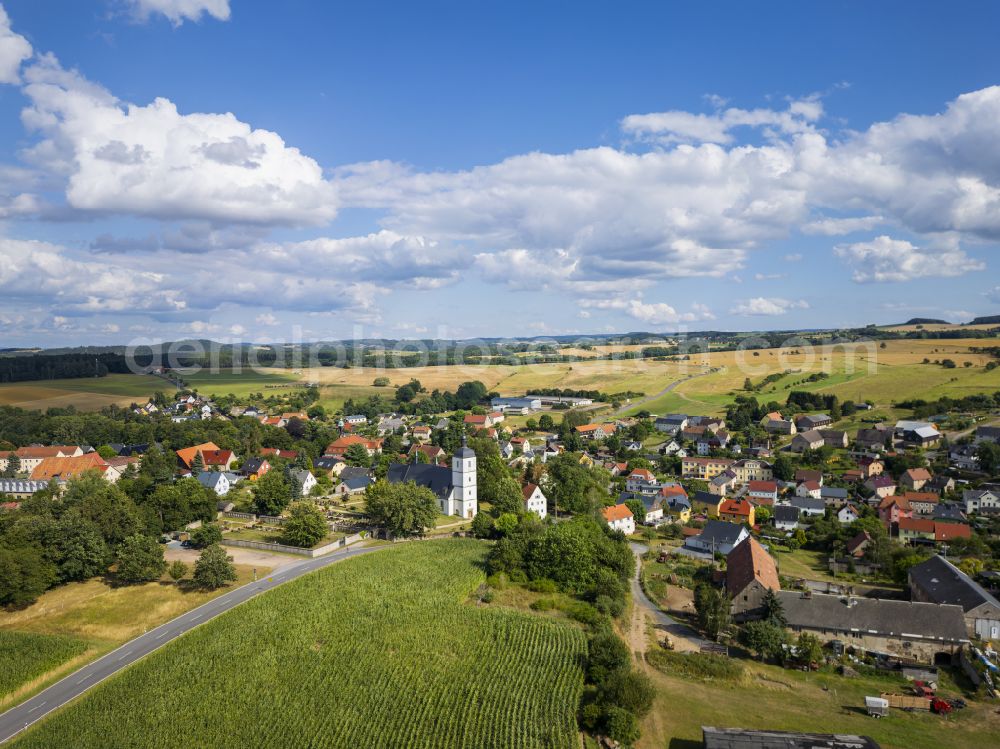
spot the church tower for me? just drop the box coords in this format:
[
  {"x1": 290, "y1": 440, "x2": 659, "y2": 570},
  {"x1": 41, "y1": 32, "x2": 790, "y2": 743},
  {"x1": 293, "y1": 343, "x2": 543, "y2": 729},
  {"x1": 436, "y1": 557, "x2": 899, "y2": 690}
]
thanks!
[{"x1": 451, "y1": 437, "x2": 477, "y2": 519}]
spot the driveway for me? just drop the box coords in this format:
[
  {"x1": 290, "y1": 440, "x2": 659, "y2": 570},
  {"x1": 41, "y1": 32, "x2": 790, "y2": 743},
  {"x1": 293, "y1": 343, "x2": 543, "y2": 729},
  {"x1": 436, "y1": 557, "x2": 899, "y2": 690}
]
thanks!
[{"x1": 629, "y1": 542, "x2": 708, "y2": 652}]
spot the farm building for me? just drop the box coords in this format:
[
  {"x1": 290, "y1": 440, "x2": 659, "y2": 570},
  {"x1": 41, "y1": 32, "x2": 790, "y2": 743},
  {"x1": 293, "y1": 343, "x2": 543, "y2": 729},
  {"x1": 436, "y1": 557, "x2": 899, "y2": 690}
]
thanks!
[
  {"x1": 701, "y1": 727, "x2": 881, "y2": 749},
  {"x1": 725, "y1": 537, "x2": 779, "y2": 621},
  {"x1": 908, "y1": 555, "x2": 1000, "y2": 640},
  {"x1": 776, "y1": 590, "x2": 969, "y2": 664}
]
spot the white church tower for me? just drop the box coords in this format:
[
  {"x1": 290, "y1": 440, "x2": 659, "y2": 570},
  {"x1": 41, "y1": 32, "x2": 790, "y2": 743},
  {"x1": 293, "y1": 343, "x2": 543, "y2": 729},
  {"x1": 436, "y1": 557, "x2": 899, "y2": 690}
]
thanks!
[{"x1": 451, "y1": 437, "x2": 478, "y2": 519}]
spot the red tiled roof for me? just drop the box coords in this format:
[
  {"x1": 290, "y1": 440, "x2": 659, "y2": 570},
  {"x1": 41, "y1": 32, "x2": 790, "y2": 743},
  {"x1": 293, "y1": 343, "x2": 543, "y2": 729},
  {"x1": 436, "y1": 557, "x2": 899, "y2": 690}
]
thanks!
[
  {"x1": 935, "y1": 523, "x2": 971, "y2": 541},
  {"x1": 719, "y1": 498, "x2": 753, "y2": 517},
  {"x1": 726, "y1": 537, "x2": 779, "y2": 596},
  {"x1": 602, "y1": 504, "x2": 633, "y2": 522}
]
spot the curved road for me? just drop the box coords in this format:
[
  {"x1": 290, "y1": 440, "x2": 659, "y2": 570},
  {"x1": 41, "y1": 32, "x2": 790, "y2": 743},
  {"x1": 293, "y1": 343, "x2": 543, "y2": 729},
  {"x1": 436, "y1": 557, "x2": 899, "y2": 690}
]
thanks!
[
  {"x1": 613, "y1": 369, "x2": 712, "y2": 417},
  {"x1": 630, "y1": 543, "x2": 708, "y2": 650},
  {"x1": 0, "y1": 543, "x2": 382, "y2": 745}
]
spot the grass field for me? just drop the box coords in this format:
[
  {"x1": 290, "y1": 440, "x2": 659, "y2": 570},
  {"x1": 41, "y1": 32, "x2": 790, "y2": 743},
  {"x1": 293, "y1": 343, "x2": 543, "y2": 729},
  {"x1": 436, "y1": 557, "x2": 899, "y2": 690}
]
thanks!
[
  {"x1": 0, "y1": 374, "x2": 167, "y2": 412},
  {"x1": 12, "y1": 540, "x2": 586, "y2": 749},
  {"x1": 0, "y1": 564, "x2": 262, "y2": 709},
  {"x1": 0, "y1": 632, "x2": 88, "y2": 699},
  {"x1": 639, "y1": 646, "x2": 1000, "y2": 749}
]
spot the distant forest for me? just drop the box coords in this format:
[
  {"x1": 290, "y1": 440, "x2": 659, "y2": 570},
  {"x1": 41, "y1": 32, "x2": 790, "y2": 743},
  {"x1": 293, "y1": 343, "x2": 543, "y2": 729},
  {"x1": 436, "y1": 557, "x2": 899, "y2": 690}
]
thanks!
[{"x1": 0, "y1": 353, "x2": 151, "y2": 383}]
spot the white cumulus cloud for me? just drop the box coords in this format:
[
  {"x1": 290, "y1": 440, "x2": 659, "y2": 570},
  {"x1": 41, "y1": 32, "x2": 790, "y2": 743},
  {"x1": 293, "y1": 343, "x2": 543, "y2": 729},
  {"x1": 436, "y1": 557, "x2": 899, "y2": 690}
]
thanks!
[
  {"x1": 19, "y1": 54, "x2": 336, "y2": 226},
  {"x1": 0, "y1": 4, "x2": 31, "y2": 84},
  {"x1": 730, "y1": 297, "x2": 809, "y2": 316},
  {"x1": 834, "y1": 235, "x2": 985, "y2": 282},
  {"x1": 126, "y1": 0, "x2": 231, "y2": 25}
]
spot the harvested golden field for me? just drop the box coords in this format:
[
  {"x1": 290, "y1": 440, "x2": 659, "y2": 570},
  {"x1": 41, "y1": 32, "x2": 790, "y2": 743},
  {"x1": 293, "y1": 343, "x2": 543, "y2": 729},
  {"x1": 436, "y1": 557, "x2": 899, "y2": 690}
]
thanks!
[{"x1": 0, "y1": 375, "x2": 166, "y2": 412}]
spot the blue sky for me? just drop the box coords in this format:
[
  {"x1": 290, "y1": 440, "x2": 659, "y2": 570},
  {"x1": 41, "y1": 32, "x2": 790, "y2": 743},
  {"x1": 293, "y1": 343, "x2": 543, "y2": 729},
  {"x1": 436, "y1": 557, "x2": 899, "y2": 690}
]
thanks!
[{"x1": 0, "y1": 0, "x2": 998, "y2": 346}]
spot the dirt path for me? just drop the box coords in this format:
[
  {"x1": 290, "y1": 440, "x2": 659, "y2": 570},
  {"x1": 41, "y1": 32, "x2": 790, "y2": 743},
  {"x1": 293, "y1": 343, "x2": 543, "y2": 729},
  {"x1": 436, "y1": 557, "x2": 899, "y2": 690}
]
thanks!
[
  {"x1": 613, "y1": 369, "x2": 712, "y2": 417},
  {"x1": 628, "y1": 543, "x2": 708, "y2": 653}
]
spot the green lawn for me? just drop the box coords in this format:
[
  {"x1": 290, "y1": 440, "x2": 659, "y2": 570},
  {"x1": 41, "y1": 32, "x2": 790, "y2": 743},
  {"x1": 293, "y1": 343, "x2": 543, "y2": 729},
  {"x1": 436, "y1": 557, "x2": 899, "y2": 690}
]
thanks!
[
  {"x1": 182, "y1": 369, "x2": 301, "y2": 398},
  {"x1": 13, "y1": 540, "x2": 586, "y2": 749},
  {"x1": 641, "y1": 649, "x2": 999, "y2": 749}
]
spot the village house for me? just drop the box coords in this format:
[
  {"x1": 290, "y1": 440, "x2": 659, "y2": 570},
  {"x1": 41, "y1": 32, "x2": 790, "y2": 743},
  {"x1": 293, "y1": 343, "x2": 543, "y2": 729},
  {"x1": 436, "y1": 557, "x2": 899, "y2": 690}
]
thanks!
[
  {"x1": 820, "y1": 486, "x2": 849, "y2": 507},
  {"x1": 900, "y1": 467, "x2": 932, "y2": 491},
  {"x1": 290, "y1": 469, "x2": 317, "y2": 496},
  {"x1": 788, "y1": 496, "x2": 825, "y2": 517},
  {"x1": 32, "y1": 454, "x2": 120, "y2": 483},
  {"x1": 681, "y1": 456, "x2": 734, "y2": 480},
  {"x1": 795, "y1": 480, "x2": 822, "y2": 499},
  {"x1": 763, "y1": 412, "x2": 797, "y2": 435},
  {"x1": 0, "y1": 445, "x2": 83, "y2": 475},
  {"x1": 878, "y1": 494, "x2": 912, "y2": 526},
  {"x1": 574, "y1": 423, "x2": 615, "y2": 440},
  {"x1": 682, "y1": 520, "x2": 749, "y2": 557},
  {"x1": 240, "y1": 457, "x2": 270, "y2": 481},
  {"x1": 963, "y1": 489, "x2": 1000, "y2": 515},
  {"x1": 795, "y1": 414, "x2": 832, "y2": 431},
  {"x1": 857, "y1": 456, "x2": 884, "y2": 480},
  {"x1": 334, "y1": 475, "x2": 373, "y2": 497},
  {"x1": 260, "y1": 448, "x2": 299, "y2": 460},
  {"x1": 855, "y1": 427, "x2": 891, "y2": 452},
  {"x1": 794, "y1": 469, "x2": 823, "y2": 486},
  {"x1": 708, "y1": 470, "x2": 738, "y2": 497},
  {"x1": 601, "y1": 503, "x2": 635, "y2": 535},
  {"x1": 837, "y1": 503, "x2": 862, "y2": 524},
  {"x1": 522, "y1": 483, "x2": 548, "y2": 519},
  {"x1": 776, "y1": 590, "x2": 968, "y2": 664},
  {"x1": 730, "y1": 458, "x2": 774, "y2": 484},
  {"x1": 718, "y1": 497, "x2": 755, "y2": 526},
  {"x1": 747, "y1": 480, "x2": 779, "y2": 505},
  {"x1": 324, "y1": 435, "x2": 384, "y2": 457},
  {"x1": 902, "y1": 491, "x2": 940, "y2": 515},
  {"x1": 895, "y1": 420, "x2": 942, "y2": 447},
  {"x1": 313, "y1": 455, "x2": 347, "y2": 477},
  {"x1": 726, "y1": 537, "x2": 780, "y2": 621},
  {"x1": 846, "y1": 530, "x2": 872, "y2": 558},
  {"x1": 690, "y1": 490, "x2": 723, "y2": 518},
  {"x1": 773, "y1": 504, "x2": 800, "y2": 531},
  {"x1": 925, "y1": 475, "x2": 955, "y2": 496},
  {"x1": 661, "y1": 489, "x2": 692, "y2": 524},
  {"x1": 201, "y1": 449, "x2": 237, "y2": 471},
  {"x1": 198, "y1": 471, "x2": 231, "y2": 496},
  {"x1": 791, "y1": 430, "x2": 825, "y2": 453},
  {"x1": 866, "y1": 475, "x2": 897, "y2": 499},
  {"x1": 411, "y1": 425, "x2": 432, "y2": 442},
  {"x1": 654, "y1": 414, "x2": 688, "y2": 434},
  {"x1": 624, "y1": 468, "x2": 657, "y2": 494},
  {"x1": 909, "y1": 555, "x2": 1000, "y2": 640},
  {"x1": 818, "y1": 429, "x2": 849, "y2": 448},
  {"x1": 408, "y1": 444, "x2": 446, "y2": 463}
]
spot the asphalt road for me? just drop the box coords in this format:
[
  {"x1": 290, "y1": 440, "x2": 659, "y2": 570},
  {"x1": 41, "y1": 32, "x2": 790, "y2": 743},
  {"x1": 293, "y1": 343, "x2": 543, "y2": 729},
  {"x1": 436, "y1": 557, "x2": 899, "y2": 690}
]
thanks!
[{"x1": 0, "y1": 542, "x2": 382, "y2": 745}]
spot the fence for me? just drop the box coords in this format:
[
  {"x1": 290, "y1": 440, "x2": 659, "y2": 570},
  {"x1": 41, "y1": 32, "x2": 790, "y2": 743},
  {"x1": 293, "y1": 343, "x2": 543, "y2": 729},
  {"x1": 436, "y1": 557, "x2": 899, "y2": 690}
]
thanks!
[
  {"x1": 257, "y1": 514, "x2": 285, "y2": 525},
  {"x1": 223, "y1": 511, "x2": 256, "y2": 521},
  {"x1": 222, "y1": 532, "x2": 366, "y2": 558}
]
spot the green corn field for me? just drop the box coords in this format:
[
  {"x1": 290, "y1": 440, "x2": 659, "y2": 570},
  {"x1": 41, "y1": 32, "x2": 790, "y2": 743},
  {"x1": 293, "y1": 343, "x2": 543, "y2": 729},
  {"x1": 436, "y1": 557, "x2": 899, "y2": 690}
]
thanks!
[
  {"x1": 13, "y1": 539, "x2": 586, "y2": 748},
  {"x1": 0, "y1": 631, "x2": 88, "y2": 699}
]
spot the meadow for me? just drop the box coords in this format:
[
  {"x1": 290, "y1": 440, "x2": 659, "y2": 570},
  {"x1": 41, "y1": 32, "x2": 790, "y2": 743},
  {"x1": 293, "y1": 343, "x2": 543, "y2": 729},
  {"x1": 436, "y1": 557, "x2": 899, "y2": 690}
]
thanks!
[
  {"x1": 0, "y1": 564, "x2": 261, "y2": 709},
  {"x1": 638, "y1": 646, "x2": 1000, "y2": 749},
  {"x1": 12, "y1": 540, "x2": 587, "y2": 749}
]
